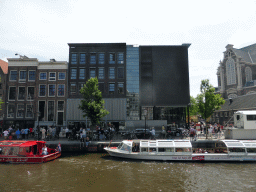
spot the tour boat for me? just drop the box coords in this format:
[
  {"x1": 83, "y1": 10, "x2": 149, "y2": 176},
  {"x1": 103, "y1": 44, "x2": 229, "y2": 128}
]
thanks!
[
  {"x1": 104, "y1": 139, "x2": 256, "y2": 161},
  {"x1": 0, "y1": 140, "x2": 61, "y2": 163}
]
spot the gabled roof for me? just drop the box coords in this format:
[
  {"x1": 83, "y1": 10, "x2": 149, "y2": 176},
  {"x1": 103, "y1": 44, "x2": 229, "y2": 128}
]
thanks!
[
  {"x1": 0, "y1": 59, "x2": 8, "y2": 74},
  {"x1": 216, "y1": 93, "x2": 256, "y2": 112}
]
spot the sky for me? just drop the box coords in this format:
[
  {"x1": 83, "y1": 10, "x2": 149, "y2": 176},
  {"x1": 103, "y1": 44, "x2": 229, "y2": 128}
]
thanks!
[{"x1": 1, "y1": 0, "x2": 256, "y2": 98}]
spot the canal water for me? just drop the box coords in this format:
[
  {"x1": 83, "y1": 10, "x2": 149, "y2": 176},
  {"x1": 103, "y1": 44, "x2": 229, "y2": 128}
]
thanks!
[{"x1": 1, "y1": 153, "x2": 256, "y2": 192}]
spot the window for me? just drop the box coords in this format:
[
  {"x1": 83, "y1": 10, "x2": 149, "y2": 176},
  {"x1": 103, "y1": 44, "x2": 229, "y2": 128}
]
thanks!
[
  {"x1": 58, "y1": 101, "x2": 64, "y2": 111},
  {"x1": 71, "y1": 53, "x2": 77, "y2": 64},
  {"x1": 109, "y1": 68, "x2": 115, "y2": 79},
  {"x1": 48, "y1": 101, "x2": 54, "y2": 121},
  {"x1": 99, "y1": 53, "x2": 105, "y2": 64},
  {"x1": 49, "y1": 72, "x2": 56, "y2": 81},
  {"x1": 58, "y1": 85, "x2": 65, "y2": 96},
  {"x1": 78, "y1": 83, "x2": 84, "y2": 92},
  {"x1": 99, "y1": 83, "x2": 104, "y2": 93},
  {"x1": 19, "y1": 71, "x2": 27, "y2": 82},
  {"x1": 17, "y1": 104, "x2": 24, "y2": 118},
  {"x1": 28, "y1": 71, "x2": 36, "y2": 81},
  {"x1": 90, "y1": 68, "x2": 96, "y2": 78},
  {"x1": 26, "y1": 104, "x2": 33, "y2": 118},
  {"x1": 79, "y1": 68, "x2": 85, "y2": 79},
  {"x1": 80, "y1": 53, "x2": 86, "y2": 64},
  {"x1": 109, "y1": 53, "x2": 115, "y2": 64},
  {"x1": 118, "y1": 83, "x2": 124, "y2": 94},
  {"x1": 245, "y1": 67, "x2": 252, "y2": 82},
  {"x1": 10, "y1": 71, "x2": 17, "y2": 81},
  {"x1": 18, "y1": 87, "x2": 25, "y2": 100},
  {"x1": 247, "y1": 115, "x2": 256, "y2": 121},
  {"x1": 109, "y1": 83, "x2": 115, "y2": 94},
  {"x1": 40, "y1": 72, "x2": 47, "y2": 80},
  {"x1": 49, "y1": 85, "x2": 56, "y2": 97},
  {"x1": 39, "y1": 85, "x2": 46, "y2": 96},
  {"x1": 226, "y1": 58, "x2": 236, "y2": 85},
  {"x1": 7, "y1": 104, "x2": 15, "y2": 118},
  {"x1": 58, "y1": 72, "x2": 66, "y2": 80},
  {"x1": 117, "y1": 67, "x2": 124, "y2": 79},
  {"x1": 9, "y1": 87, "x2": 16, "y2": 100},
  {"x1": 71, "y1": 68, "x2": 77, "y2": 79},
  {"x1": 90, "y1": 53, "x2": 96, "y2": 64},
  {"x1": 98, "y1": 68, "x2": 104, "y2": 79},
  {"x1": 70, "y1": 83, "x2": 76, "y2": 94},
  {"x1": 118, "y1": 52, "x2": 124, "y2": 64}
]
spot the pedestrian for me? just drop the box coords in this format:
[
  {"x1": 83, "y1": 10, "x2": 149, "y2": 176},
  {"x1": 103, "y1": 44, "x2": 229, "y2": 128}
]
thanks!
[
  {"x1": 42, "y1": 127, "x2": 46, "y2": 140},
  {"x1": 217, "y1": 125, "x2": 221, "y2": 139},
  {"x1": 24, "y1": 127, "x2": 29, "y2": 140},
  {"x1": 21, "y1": 128, "x2": 25, "y2": 140},
  {"x1": 3, "y1": 130, "x2": 9, "y2": 140},
  {"x1": 15, "y1": 129, "x2": 21, "y2": 140},
  {"x1": 85, "y1": 137, "x2": 90, "y2": 147},
  {"x1": 189, "y1": 126, "x2": 195, "y2": 141},
  {"x1": 208, "y1": 125, "x2": 213, "y2": 139},
  {"x1": 150, "y1": 127, "x2": 155, "y2": 140},
  {"x1": 162, "y1": 125, "x2": 166, "y2": 139},
  {"x1": 29, "y1": 127, "x2": 33, "y2": 138},
  {"x1": 65, "y1": 127, "x2": 69, "y2": 138}
]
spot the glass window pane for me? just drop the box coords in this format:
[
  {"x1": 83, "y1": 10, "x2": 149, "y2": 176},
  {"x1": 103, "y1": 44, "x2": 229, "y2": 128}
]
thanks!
[
  {"x1": 118, "y1": 83, "x2": 124, "y2": 94},
  {"x1": 80, "y1": 53, "x2": 86, "y2": 64},
  {"x1": 29, "y1": 71, "x2": 35, "y2": 81},
  {"x1": 49, "y1": 85, "x2": 56, "y2": 96},
  {"x1": 39, "y1": 85, "x2": 46, "y2": 96},
  {"x1": 90, "y1": 53, "x2": 96, "y2": 64},
  {"x1": 19, "y1": 71, "x2": 27, "y2": 81},
  {"x1": 118, "y1": 52, "x2": 124, "y2": 64},
  {"x1": 98, "y1": 68, "x2": 104, "y2": 79},
  {"x1": 109, "y1": 68, "x2": 115, "y2": 79},
  {"x1": 59, "y1": 72, "x2": 65, "y2": 80},
  {"x1": 71, "y1": 69, "x2": 77, "y2": 79},
  {"x1": 48, "y1": 101, "x2": 54, "y2": 121},
  {"x1": 79, "y1": 68, "x2": 85, "y2": 79},
  {"x1": 49, "y1": 73, "x2": 56, "y2": 81},
  {"x1": 118, "y1": 68, "x2": 124, "y2": 79},
  {"x1": 27, "y1": 87, "x2": 34, "y2": 100},
  {"x1": 40, "y1": 72, "x2": 47, "y2": 80},
  {"x1": 18, "y1": 87, "x2": 25, "y2": 100},
  {"x1": 10, "y1": 71, "x2": 17, "y2": 81},
  {"x1": 71, "y1": 53, "x2": 77, "y2": 64},
  {"x1": 90, "y1": 68, "x2": 96, "y2": 78},
  {"x1": 99, "y1": 53, "x2": 105, "y2": 64},
  {"x1": 58, "y1": 85, "x2": 65, "y2": 96},
  {"x1": 9, "y1": 87, "x2": 16, "y2": 100},
  {"x1": 109, "y1": 53, "x2": 115, "y2": 64},
  {"x1": 109, "y1": 83, "x2": 115, "y2": 94}
]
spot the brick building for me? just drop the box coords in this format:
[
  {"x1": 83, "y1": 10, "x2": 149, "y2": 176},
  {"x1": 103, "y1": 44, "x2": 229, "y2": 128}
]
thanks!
[{"x1": 213, "y1": 44, "x2": 256, "y2": 125}]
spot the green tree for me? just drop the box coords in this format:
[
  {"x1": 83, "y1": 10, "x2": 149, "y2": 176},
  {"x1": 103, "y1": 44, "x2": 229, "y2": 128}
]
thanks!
[
  {"x1": 189, "y1": 96, "x2": 199, "y2": 116},
  {"x1": 196, "y1": 79, "x2": 225, "y2": 121},
  {"x1": 79, "y1": 77, "x2": 109, "y2": 126}
]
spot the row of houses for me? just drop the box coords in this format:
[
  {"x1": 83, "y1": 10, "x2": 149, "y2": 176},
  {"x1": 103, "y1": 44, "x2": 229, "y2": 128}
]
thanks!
[{"x1": 0, "y1": 43, "x2": 191, "y2": 131}]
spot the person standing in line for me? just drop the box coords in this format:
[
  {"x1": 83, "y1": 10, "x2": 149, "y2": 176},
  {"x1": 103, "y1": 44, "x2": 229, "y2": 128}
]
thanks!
[
  {"x1": 24, "y1": 127, "x2": 29, "y2": 140},
  {"x1": 3, "y1": 130, "x2": 9, "y2": 140},
  {"x1": 41, "y1": 127, "x2": 46, "y2": 140},
  {"x1": 16, "y1": 129, "x2": 21, "y2": 140},
  {"x1": 162, "y1": 125, "x2": 166, "y2": 139}
]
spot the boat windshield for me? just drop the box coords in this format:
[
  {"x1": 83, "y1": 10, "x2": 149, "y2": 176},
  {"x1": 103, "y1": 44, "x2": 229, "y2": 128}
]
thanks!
[
  {"x1": 0, "y1": 147, "x2": 20, "y2": 156},
  {"x1": 118, "y1": 143, "x2": 131, "y2": 152}
]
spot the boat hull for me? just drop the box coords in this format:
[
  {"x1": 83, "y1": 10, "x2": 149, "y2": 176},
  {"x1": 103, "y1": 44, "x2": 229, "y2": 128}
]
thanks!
[
  {"x1": 105, "y1": 148, "x2": 256, "y2": 162},
  {"x1": 0, "y1": 152, "x2": 61, "y2": 164}
]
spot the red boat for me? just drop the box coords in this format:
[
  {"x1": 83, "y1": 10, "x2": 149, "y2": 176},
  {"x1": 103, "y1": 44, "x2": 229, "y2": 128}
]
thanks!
[{"x1": 0, "y1": 140, "x2": 61, "y2": 163}]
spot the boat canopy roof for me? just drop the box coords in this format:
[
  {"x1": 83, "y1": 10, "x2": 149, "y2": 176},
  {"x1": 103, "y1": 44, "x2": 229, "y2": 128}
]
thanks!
[
  {"x1": 223, "y1": 140, "x2": 256, "y2": 148},
  {"x1": 0, "y1": 140, "x2": 46, "y2": 147},
  {"x1": 139, "y1": 140, "x2": 192, "y2": 148}
]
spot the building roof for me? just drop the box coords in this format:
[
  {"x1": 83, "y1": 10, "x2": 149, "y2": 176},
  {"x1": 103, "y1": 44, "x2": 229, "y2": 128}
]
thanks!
[
  {"x1": 231, "y1": 44, "x2": 256, "y2": 63},
  {"x1": 0, "y1": 59, "x2": 8, "y2": 74},
  {"x1": 216, "y1": 93, "x2": 256, "y2": 112}
]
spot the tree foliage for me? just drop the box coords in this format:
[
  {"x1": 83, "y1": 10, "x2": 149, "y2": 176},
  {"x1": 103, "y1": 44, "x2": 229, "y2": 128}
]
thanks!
[
  {"x1": 189, "y1": 96, "x2": 198, "y2": 116},
  {"x1": 79, "y1": 77, "x2": 109, "y2": 125},
  {"x1": 196, "y1": 79, "x2": 225, "y2": 121}
]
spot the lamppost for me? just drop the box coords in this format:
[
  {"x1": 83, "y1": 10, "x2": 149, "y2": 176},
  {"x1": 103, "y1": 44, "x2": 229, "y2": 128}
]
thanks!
[
  {"x1": 37, "y1": 111, "x2": 41, "y2": 140},
  {"x1": 144, "y1": 109, "x2": 147, "y2": 139}
]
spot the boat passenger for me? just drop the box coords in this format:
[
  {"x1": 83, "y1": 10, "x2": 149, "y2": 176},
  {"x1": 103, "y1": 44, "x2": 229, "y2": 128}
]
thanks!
[
  {"x1": 42, "y1": 146, "x2": 48, "y2": 155},
  {"x1": 3, "y1": 130, "x2": 9, "y2": 140}
]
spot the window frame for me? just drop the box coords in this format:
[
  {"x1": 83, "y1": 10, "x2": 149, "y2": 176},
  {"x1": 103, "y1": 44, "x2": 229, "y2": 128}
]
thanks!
[
  {"x1": 19, "y1": 70, "x2": 27, "y2": 82},
  {"x1": 28, "y1": 70, "x2": 36, "y2": 81},
  {"x1": 71, "y1": 53, "x2": 78, "y2": 65},
  {"x1": 10, "y1": 70, "x2": 18, "y2": 81},
  {"x1": 109, "y1": 67, "x2": 115, "y2": 79},
  {"x1": 79, "y1": 53, "x2": 86, "y2": 65},
  {"x1": 49, "y1": 72, "x2": 56, "y2": 81},
  {"x1": 57, "y1": 84, "x2": 65, "y2": 97},
  {"x1": 18, "y1": 86, "x2": 26, "y2": 101},
  {"x1": 39, "y1": 72, "x2": 47, "y2": 80},
  {"x1": 71, "y1": 68, "x2": 77, "y2": 80},
  {"x1": 48, "y1": 84, "x2": 56, "y2": 97},
  {"x1": 58, "y1": 72, "x2": 66, "y2": 80},
  {"x1": 89, "y1": 68, "x2": 96, "y2": 79},
  {"x1": 39, "y1": 84, "x2": 46, "y2": 97},
  {"x1": 98, "y1": 67, "x2": 105, "y2": 79},
  {"x1": 9, "y1": 87, "x2": 16, "y2": 101},
  {"x1": 79, "y1": 68, "x2": 86, "y2": 80},
  {"x1": 109, "y1": 83, "x2": 115, "y2": 94}
]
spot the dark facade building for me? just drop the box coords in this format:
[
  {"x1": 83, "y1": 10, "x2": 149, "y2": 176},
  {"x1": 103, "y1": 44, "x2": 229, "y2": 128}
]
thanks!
[
  {"x1": 67, "y1": 43, "x2": 190, "y2": 130},
  {"x1": 213, "y1": 44, "x2": 256, "y2": 125},
  {"x1": 6, "y1": 56, "x2": 68, "y2": 130}
]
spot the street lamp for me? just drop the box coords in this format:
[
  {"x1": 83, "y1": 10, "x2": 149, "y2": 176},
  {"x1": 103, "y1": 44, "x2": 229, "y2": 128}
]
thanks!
[
  {"x1": 144, "y1": 109, "x2": 147, "y2": 139},
  {"x1": 37, "y1": 111, "x2": 41, "y2": 140}
]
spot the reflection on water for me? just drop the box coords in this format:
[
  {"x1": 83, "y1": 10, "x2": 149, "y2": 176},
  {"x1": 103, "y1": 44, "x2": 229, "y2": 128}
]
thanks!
[{"x1": 1, "y1": 154, "x2": 256, "y2": 192}]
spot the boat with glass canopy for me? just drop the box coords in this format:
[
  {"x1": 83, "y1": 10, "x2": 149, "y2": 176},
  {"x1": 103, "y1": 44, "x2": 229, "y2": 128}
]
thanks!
[{"x1": 104, "y1": 140, "x2": 256, "y2": 161}]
